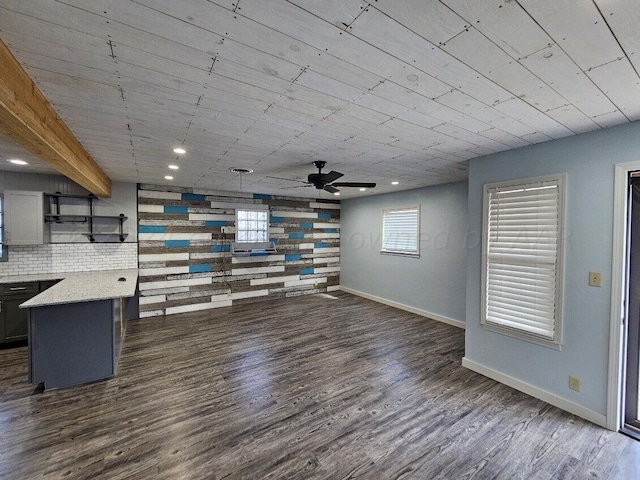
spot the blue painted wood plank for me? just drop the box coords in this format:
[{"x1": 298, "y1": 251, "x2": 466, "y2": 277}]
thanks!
[
  {"x1": 139, "y1": 225, "x2": 166, "y2": 233},
  {"x1": 189, "y1": 264, "x2": 212, "y2": 273},
  {"x1": 164, "y1": 206, "x2": 188, "y2": 214},
  {"x1": 165, "y1": 240, "x2": 190, "y2": 248},
  {"x1": 205, "y1": 220, "x2": 227, "y2": 227},
  {"x1": 182, "y1": 193, "x2": 206, "y2": 201}
]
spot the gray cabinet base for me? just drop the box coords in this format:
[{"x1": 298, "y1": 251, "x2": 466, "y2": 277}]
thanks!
[{"x1": 29, "y1": 299, "x2": 115, "y2": 390}]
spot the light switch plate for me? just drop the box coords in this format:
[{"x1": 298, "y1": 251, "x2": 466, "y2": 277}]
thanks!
[{"x1": 589, "y1": 271, "x2": 602, "y2": 287}]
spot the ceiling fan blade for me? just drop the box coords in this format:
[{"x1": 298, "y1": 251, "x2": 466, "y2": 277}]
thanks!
[
  {"x1": 320, "y1": 170, "x2": 343, "y2": 184},
  {"x1": 280, "y1": 184, "x2": 313, "y2": 190},
  {"x1": 266, "y1": 175, "x2": 307, "y2": 184},
  {"x1": 323, "y1": 184, "x2": 339, "y2": 194},
  {"x1": 331, "y1": 182, "x2": 376, "y2": 188}
]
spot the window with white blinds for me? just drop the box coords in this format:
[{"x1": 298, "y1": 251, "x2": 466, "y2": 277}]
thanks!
[
  {"x1": 381, "y1": 206, "x2": 420, "y2": 256},
  {"x1": 482, "y1": 174, "x2": 566, "y2": 348}
]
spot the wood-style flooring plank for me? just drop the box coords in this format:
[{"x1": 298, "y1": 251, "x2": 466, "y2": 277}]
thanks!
[{"x1": 0, "y1": 292, "x2": 639, "y2": 479}]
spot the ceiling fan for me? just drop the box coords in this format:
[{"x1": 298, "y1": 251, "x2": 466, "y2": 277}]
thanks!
[{"x1": 270, "y1": 161, "x2": 376, "y2": 194}]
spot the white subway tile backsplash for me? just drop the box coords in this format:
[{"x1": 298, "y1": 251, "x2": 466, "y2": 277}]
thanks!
[{"x1": 1, "y1": 243, "x2": 138, "y2": 275}]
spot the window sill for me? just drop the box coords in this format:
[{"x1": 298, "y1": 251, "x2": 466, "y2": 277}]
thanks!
[
  {"x1": 481, "y1": 322, "x2": 562, "y2": 350},
  {"x1": 380, "y1": 250, "x2": 420, "y2": 259}
]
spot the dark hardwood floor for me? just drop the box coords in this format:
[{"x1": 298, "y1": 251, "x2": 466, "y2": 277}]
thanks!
[{"x1": 1, "y1": 292, "x2": 639, "y2": 479}]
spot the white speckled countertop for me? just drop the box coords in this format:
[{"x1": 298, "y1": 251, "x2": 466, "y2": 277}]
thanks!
[{"x1": 1, "y1": 269, "x2": 139, "y2": 308}]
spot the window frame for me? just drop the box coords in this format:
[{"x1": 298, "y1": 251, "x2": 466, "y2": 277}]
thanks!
[
  {"x1": 235, "y1": 205, "x2": 270, "y2": 244},
  {"x1": 481, "y1": 174, "x2": 567, "y2": 349},
  {"x1": 0, "y1": 194, "x2": 6, "y2": 262},
  {"x1": 380, "y1": 205, "x2": 420, "y2": 258}
]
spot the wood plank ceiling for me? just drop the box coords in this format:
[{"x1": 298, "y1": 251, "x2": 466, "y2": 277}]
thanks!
[{"x1": 0, "y1": 0, "x2": 638, "y2": 198}]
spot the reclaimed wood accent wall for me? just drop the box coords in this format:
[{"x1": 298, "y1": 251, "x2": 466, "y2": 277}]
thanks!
[{"x1": 137, "y1": 184, "x2": 340, "y2": 317}]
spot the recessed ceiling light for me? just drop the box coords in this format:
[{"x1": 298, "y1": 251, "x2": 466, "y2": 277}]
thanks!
[
  {"x1": 168, "y1": 164, "x2": 179, "y2": 170},
  {"x1": 173, "y1": 147, "x2": 186, "y2": 154},
  {"x1": 334, "y1": 192, "x2": 340, "y2": 196},
  {"x1": 391, "y1": 181, "x2": 399, "y2": 185},
  {"x1": 359, "y1": 188, "x2": 367, "y2": 191},
  {"x1": 229, "y1": 167, "x2": 254, "y2": 174},
  {"x1": 7, "y1": 159, "x2": 28, "y2": 165},
  {"x1": 164, "y1": 175, "x2": 174, "y2": 180}
]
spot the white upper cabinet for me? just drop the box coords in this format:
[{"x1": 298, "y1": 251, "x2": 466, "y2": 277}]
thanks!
[{"x1": 4, "y1": 190, "x2": 44, "y2": 245}]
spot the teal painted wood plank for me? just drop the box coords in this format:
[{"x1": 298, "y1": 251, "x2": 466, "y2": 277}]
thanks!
[
  {"x1": 139, "y1": 225, "x2": 166, "y2": 233},
  {"x1": 182, "y1": 193, "x2": 206, "y2": 201},
  {"x1": 189, "y1": 264, "x2": 212, "y2": 273},
  {"x1": 166, "y1": 240, "x2": 190, "y2": 248},
  {"x1": 164, "y1": 206, "x2": 188, "y2": 214}
]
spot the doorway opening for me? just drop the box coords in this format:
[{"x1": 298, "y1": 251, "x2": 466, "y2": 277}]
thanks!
[{"x1": 622, "y1": 172, "x2": 640, "y2": 439}]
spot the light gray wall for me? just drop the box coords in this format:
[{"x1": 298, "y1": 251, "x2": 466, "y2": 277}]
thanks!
[
  {"x1": 466, "y1": 121, "x2": 640, "y2": 417},
  {"x1": 341, "y1": 181, "x2": 468, "y2": 322}
]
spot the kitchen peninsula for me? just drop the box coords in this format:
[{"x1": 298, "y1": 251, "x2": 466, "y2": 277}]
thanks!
[{"x1": 11, "y1": 269, "x2": 139, "y2": 390}]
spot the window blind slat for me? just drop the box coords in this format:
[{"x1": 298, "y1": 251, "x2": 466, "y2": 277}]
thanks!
[
  {"x1": 488, "y1": 281, "x2": 556, "y2": 298},
  {"x1": 486, "y1": 313, "x2": 553, "y2": 337},
  {"x1": 488, "y1": 262, "x2": 557, "y2": 275},
  {"x1": 487, "y1": 304, "x2": 554, "y2": 328},
  {"x1": 488, "y1": 277, "x2": 556, "y2": 294}
]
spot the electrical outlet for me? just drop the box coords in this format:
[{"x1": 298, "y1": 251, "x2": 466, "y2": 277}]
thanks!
[
  {"x1": 588, "y1": 271, "x2": 602, "y2": 287},
  {"x1": 569, "y1": 375, "x2": 581, "y2": 392}
]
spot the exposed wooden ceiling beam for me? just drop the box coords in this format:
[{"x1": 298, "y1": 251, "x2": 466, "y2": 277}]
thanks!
[{"x1": 0, "y1": 39, "x2": 111, "y2": 197}]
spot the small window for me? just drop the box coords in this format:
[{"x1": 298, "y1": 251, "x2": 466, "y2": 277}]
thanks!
[
  {"x1": 482, "y1": 174, "x2": 566, "y2": 349},
  {"x1": 235, "y1": 208, "x2": 269, "y2": 243},
  {"x1": 0, "y1": 195, "x2": 6, "y2": 262},
  {"x1": 381, "y1": 205, "x2": 420, "y2": 257}
]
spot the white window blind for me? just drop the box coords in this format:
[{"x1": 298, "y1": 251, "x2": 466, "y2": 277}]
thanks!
[
  {"x1": 482, "y1": 175, "x2": 565, "y2": 347},
  {"x1": 381, "y1": 206, "x2": 419, "y2": 256}
]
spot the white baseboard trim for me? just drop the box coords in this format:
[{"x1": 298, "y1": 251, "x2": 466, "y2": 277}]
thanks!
[
  {"x1": 462, "y1": 357, "x2": 608, "y2": 429},
  {"x1": 339, "y1": 286, "x2": 465, "y2": 329}
]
